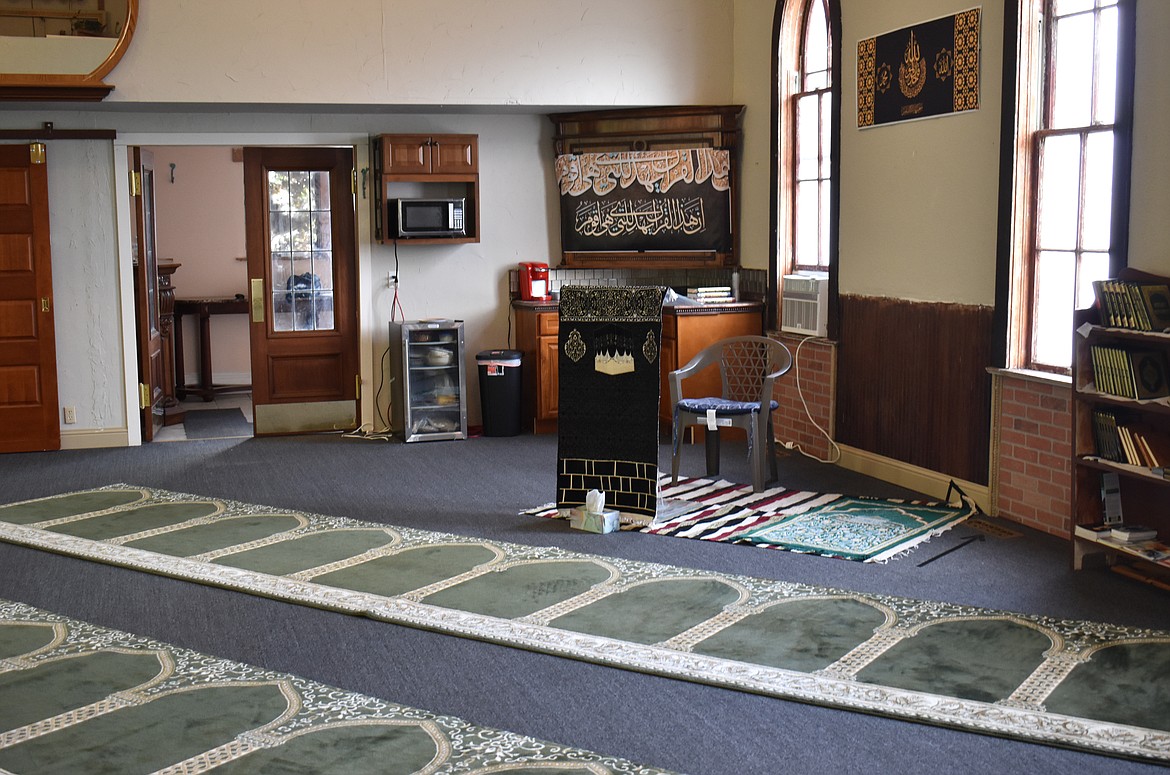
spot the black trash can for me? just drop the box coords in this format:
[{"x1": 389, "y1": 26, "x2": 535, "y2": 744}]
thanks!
[{"x1": 476, "y1": 349, "x2": 523, "y2": 436}]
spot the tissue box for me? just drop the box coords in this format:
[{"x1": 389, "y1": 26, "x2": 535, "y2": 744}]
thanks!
[{"x1": 569, "y1": 507, "x2": 620, "y2": 534}]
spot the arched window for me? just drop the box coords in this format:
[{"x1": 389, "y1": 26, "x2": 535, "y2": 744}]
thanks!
[{"x1": 777, "y1": 0, "x2": 833, "y2": 275}]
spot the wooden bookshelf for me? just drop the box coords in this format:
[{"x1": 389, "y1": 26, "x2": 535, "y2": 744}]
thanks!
[{"x1": 1071, "y1": 268, "x2": 1170, "y2": 578}]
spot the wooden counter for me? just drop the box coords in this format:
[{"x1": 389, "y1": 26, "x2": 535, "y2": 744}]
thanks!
[{"x1": 513, "y1": 299, "x2": 764, "y2": 434}]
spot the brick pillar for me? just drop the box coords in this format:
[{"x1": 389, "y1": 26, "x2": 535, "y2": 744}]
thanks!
[
  {"x1": 772, "y1": 334, "x2": 836, "y2": 460},
  {"x1": 990, "y1": 371, "x2": 1072, "y2": 536}
]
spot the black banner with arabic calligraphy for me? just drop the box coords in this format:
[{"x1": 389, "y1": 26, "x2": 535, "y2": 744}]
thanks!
[
  {"x1": 555, "y1": 149, "x2": 732, "y2": 252},
  {"x1": 857, "y1": 7, "x2": 980, "y2": 128}
]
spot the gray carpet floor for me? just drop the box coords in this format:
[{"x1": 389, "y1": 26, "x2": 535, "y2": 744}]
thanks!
[{"x1": 1, "y1": 432, "x2": 1167, "y2": 774}]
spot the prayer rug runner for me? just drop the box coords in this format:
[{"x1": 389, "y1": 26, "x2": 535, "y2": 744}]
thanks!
[
  {"x1": 0, "y1": 486, "x2": 1168, "y2": 763},
  {"x1": 0, "y1": 599, "x2": 669, "y2": 774},
  {"x1": 527, "y1": 474, "x2": 978, "y2": 562}
]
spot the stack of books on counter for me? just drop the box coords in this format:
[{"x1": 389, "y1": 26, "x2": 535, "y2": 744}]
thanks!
[{"x1": 686, "y1": 286, "x2": 734, "y2": 305}]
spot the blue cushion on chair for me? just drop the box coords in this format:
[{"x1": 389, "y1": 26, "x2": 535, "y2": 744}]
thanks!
[{"x1": 677, "y1": 397, "x2": 779, "y2": 415}]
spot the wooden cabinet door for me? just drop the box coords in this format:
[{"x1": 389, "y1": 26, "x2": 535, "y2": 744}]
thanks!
[
  {"x1": 381, "y1": 135, "x2": 432, "y2": 174},
  {"x1": 430, "y1": 135, "x2": 478, "y2": 174},
  {"x1": 538, "y1": 336, "x2": 559, "y2": 420}
]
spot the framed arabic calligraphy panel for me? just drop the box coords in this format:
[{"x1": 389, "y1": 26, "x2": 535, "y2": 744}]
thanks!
[
  {"x1": 556, "y1": 149, "x2": 731, "y2": 253},
  {"x1": 549, "y1": 106, "x2": 744, "y2": 269},
  {"x1": 856, "y1": 7, "x2": 981, "y2": 128}
]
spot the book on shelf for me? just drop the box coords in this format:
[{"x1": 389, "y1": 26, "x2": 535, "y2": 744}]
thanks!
[
  {"x1": 1092, "y1": 279, "x2": 1170, "y2": 332},
  {"x1": 1110, "y1": 524, "x2": 1159, "y2": 542},
  {"x1": 1091, "y1": 409, "x2": 1170, "y2": 468},
  {"x1": 1087, "y1": 345, "x2": 1170, "y2": 400}
]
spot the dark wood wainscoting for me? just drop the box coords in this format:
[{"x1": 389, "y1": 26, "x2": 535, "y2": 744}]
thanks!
[{"x1": 836, "y1": 295, "x2": 994, "y2": 485}]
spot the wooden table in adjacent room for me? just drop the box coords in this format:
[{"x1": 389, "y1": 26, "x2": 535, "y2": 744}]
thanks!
[{"x1": 174, "y1": 297, "x2": 251, "y2": 401}]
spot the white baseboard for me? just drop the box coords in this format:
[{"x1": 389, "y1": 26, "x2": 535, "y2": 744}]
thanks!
[
  {"x1": 835, "y1": 443, "x2": 990, "y2": 512},
  {"x1": 60, "y1": 427, "x2": 130, "y2": 450}
]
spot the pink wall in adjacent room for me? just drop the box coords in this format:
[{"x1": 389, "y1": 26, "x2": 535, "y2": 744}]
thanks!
[{"x1": 149, "y1": 146, "x2": 250, "y2": 385}]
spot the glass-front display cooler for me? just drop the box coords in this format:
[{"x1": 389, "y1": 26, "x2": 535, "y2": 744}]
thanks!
[{"x1": 390, "y1": 320, "x2": 467, "y2": 442}]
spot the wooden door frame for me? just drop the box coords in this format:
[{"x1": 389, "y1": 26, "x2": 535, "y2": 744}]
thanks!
[{"x1": 112, "y1": 135, "x2": 376, "y2": 447}]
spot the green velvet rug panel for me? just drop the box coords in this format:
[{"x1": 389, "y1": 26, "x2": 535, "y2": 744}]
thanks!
[
  {"x1": 0, "y1": 490, "x2": 143, "y2": 525},
  {"x1": 0, "y1": 650, "x2": 164, "y2": 732},
  {"x1": 0, "y1": 600, "x2": 671, "y2": 774},
  {"x1": 550, "y1": 578, "x2": 741, "y2": 645},
  {"x1": 422, "y1": 560, "x2": 613, "y2": 620},
  {"x1": 208, "y1": 723, "x2": 443, "y2": 775},
  {"x1": 856, "y1": 619, "x2": 1052, "y2": 702},
  {"x1": 691, "y1": 597, "x2": 888, "y2": 672},
  {"x1": 311, "y1": 543, "x2": 498, "y2": 597},
  {"x1": 126, "y1": 514, "x2": 304, "y2": 557},
  {"x1": 1044, "y1": 642, "x2": 1170, "y2": 732},
  {"x1": 49, "y1": 502, "x2": 220, "y2": 541},
  {"x1": 0, "y1": 621, "x2": 57, "y2": 659},
  {"x1": 211, "y1": 528, "x2": 397, "y2": 576},
  {"x1": 0, "y1": 684, "x2": 289, "y2": 775}
]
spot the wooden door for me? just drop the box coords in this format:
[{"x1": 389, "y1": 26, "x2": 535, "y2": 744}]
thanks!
[
  {"x1": 0, "y1": 143, "x2": 60, "y2": 453},
  {"x1": 243, "y1": 147, "x2": 359, "y2": 435},
  {"x1": 131, "y1": 147, "x2": 165, "y2": 441}
]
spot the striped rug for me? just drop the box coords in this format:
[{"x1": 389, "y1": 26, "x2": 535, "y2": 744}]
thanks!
[{"x1": 525, "y1": 475, "x2": 978, "y2": 562}]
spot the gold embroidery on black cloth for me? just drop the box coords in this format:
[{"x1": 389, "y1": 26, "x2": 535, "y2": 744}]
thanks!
[
  {"x1": 898, "y1": 31, "x2": 927, "y2": 99},
  {"x1": 857, "y1": 38, "x2": 876, "y2": 127},
  {"x1": 953, "y1": 9, "x2": 980, "y2": 112},
  {"x1": 643, "y1": 331, "x2": 659, "y2": 364},
  {"x1": 565, "y1": 329, "x2": 586, "y2": 363},
  {"x1": 558, "y1": 286, "x2": 666, "y2": 323}
]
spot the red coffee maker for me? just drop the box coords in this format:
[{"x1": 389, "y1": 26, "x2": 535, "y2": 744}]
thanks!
[{"x1": 518, "y1": 262, "x2": 550, "y2": 301}]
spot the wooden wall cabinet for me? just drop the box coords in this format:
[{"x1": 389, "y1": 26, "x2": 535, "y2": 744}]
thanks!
[
  {"x1": 371, "y1": 133, "x2": 480, "y2": 244},
  {"x1": 514, "y1": 302, "x2": 763, "y2": 434},
  {"x1": 1070, "y1": 268, "x2": 1170, "y2": 582}
]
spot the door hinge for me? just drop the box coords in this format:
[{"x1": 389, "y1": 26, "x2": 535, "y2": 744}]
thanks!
[
  {"x1": 351, "y1": 168, "x2": 357, "y2": 195},
  {"x1": 29, "y1": 143, "x2": 46, "y2": 165},
  {"x1": 138, "y1": 382, "x2": 150, "y2": 409},
  {"x1": 356, "y1": 374, "x2": 362, "y2": 399},
  {"x1": 130, "y1": 171, "x2": 142, "y2": 197},
  {"x1": 41, "y1": 296, "x2": 50, "y2": 312}
]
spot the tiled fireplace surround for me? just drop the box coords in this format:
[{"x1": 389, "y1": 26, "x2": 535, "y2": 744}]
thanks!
[{"x1": 531, "y1": 267, "x2": 1066, "y2": 538}]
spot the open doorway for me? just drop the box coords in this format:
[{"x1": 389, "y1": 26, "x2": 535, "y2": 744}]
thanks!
[
  {"x1": 132, "y1": 144, "x2": 360, "y2": 442},
  {"x1": 135, "y1": 145, "x2": 253, "y2": 442}
]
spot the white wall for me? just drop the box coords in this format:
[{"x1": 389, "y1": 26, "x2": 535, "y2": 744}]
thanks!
[
  {"x1": 38, "y1": 141, "x2": 125, "y2": 434},
  {"x1": 731, "y1": 0, "x2": 1169, "y2": 301},
  {"x1": 1128, "y1": 0, "x2": 1170, "y2": 276},
  {"x1": 6, "y1": 0, "x2": 1170, "y2": 447},
  {"x1": 108, "y1": 0, "x2": 734, "y2": 108},
  {"x1": 0, "y1": 109, "x2": 559, "y2": 437}
]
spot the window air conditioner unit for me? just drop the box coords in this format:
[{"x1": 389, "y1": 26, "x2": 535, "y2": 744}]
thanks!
[{"x1": 780, "y1": 273, "x2": 828, "y2": 337}]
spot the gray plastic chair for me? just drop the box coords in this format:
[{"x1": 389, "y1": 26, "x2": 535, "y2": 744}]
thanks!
[{"x1": 668, "y1": 335, "x2": 793, "y2": 492}]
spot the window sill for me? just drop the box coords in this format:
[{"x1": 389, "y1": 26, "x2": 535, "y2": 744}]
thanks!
[{"x1": 986, "y1": 366, "x2": 1071, "y2": 388}]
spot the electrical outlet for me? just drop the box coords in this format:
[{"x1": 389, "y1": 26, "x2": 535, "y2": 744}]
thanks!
[{"x1": 63, "y1": 406, "x2": 77, "y2": 424}]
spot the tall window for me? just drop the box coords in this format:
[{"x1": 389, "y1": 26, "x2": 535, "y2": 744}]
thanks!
[
  {"x1": 778, "y1": 0, "x2": 832, "y2": 274},
  {"x1": 1011, "y1": 0, "x2": 1132, "y2": 372}
]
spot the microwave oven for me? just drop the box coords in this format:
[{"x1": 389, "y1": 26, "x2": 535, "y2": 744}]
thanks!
[{"x1": 388, "y1": 198, "x2": 465, "y2": 238}]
